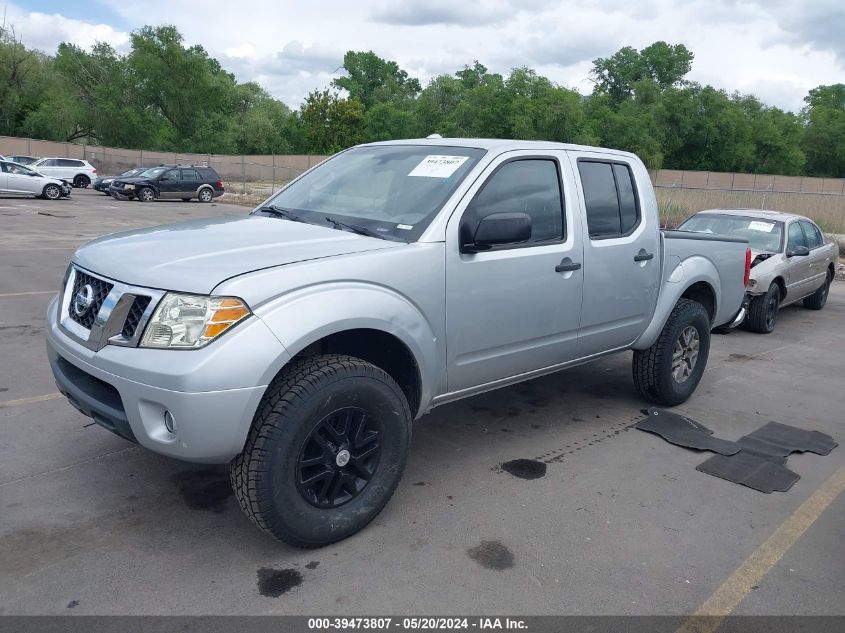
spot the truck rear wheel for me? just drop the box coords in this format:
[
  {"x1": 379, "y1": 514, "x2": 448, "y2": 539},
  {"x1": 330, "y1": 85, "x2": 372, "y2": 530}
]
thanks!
[
  {"x1": 632, "y1": 299, "x2": 711, "y2": 406},
  {"x1": 230, "y1": 354, "x2": 411, "y2": 548}
]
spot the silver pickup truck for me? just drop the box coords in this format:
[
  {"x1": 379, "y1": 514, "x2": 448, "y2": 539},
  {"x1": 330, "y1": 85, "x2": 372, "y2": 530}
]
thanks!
[{"x1": 47, "y1": 139, "x2": 749, "y2": 547}]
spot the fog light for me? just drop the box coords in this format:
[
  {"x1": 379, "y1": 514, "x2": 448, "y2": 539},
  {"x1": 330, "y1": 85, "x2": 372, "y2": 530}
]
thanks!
[{"x1": 164, "y1": 410, "x2": 176, "y2": 434}]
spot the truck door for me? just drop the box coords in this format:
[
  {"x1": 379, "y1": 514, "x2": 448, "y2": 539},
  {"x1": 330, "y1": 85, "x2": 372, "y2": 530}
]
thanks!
[
  {"x1": 445, "y1": 152, "x2": 584, "y2": 392},
  {"x1": 571, "y1": 154, "x2": 661, "y2": 357}
]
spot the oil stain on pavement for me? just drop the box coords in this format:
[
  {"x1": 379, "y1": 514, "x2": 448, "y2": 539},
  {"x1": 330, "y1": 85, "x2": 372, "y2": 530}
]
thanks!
[
  {"x1": 171, "y1": 469, "x2": 233, "y2": 513},
  {"x1": 257, "y1": 567, "x2": 303, "y2": 597},
  {"x1": 467, "y1": 540, "x2": 515, "y2": 570},
  {"x1": 501, "y1": 459, "x2": 547, "y2": 480}
]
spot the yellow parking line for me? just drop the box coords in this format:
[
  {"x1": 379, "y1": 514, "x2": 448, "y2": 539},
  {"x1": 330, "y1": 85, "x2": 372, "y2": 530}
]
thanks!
[
  {"x1": 0, "y1": 393, "x2": 63, "y2": 408},
  {"x1": 0, "y1": 290, "x2": 57, "y2": 298},
  {"x1": 677, "y1": 463, "x2": 845, "y2": 633}
]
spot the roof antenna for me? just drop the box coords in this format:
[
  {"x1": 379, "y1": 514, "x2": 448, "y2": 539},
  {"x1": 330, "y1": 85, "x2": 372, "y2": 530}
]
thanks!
[{"x1": 426, "y1": 133, "x2": 443, "y2": 139}]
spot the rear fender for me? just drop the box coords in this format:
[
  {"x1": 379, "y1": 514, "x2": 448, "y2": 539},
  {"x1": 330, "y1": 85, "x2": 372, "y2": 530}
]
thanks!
[{"x1": 632, "y1": 256, "x2": 721, "y2": 350}]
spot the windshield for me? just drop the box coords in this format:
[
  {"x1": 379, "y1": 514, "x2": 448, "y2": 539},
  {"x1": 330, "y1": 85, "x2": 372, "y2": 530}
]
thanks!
[
  {"x1": 258, "y1": 145, "x2": 486, "y2": 241},
  {"x1": 679, "y1": 213, "x2": 784, "y2": 253},
  {"x1": 140, "y1": 167, "x2": 167, "y2": 178},
  {"x1": 121, "y1": 168, "x2": 143, "y2": 176}
]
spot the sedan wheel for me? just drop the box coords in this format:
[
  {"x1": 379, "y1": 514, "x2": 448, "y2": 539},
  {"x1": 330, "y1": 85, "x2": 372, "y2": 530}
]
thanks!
[{"x1": 43, "y1": 184, "x2": 62, "y2": 200}]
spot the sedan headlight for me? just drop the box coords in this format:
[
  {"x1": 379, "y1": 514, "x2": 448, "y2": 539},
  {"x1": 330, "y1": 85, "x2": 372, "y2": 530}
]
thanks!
[{"x1": 140, "y1": 293, "x2": 251, "y2": 349}]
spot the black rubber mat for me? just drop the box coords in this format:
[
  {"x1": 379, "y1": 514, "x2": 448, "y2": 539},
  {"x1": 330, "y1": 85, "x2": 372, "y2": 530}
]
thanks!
[
  {"x1": 696, "y1": 422, "x2": 837, "y2": 493},
  {"x1": 696, "y1": 452, "x2": 800, "y2": 493},
  {"x1": 636, "y1": 408, "x2": 741, "y2": 455},
  {"x1": 736, "y1": 421, "x2": 837, "y2": 460}
]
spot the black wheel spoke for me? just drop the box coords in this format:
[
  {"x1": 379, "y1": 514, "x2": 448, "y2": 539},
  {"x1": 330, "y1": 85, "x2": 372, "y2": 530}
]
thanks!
[
  {"x1": 296, "y1": 406, "x2": 382, "y2": 509},
  {"x1": 354, "y1": 443, "x2": 379, "y2": 462},
  {"x1": 300, "y1": 467, "x2": 332, "y2": 487}
]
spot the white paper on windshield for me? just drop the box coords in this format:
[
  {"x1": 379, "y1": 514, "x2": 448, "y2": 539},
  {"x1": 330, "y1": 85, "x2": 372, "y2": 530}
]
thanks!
[
  {"x1": 396, "y1": 224, "x2": 414, "y2": 230},
  {"x1": 748, "y1": 221, "x2": 775, "y2": 232},
  {"x1": 408, "y1": 155, "x2": 468, "y2": 178}
]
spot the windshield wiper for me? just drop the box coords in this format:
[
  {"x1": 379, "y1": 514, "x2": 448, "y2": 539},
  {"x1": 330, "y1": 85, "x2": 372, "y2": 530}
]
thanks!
[
  {"x1": 324, "y1": 216, "x2": 386, "y2": 240},
  {"x1": 256, "y1": 205, "x2": 306, "y2": 223}
]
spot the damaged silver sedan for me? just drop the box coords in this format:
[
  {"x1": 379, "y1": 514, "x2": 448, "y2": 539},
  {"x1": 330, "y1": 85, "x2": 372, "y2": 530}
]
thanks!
[{"x1": 679, "y1": 209, "x2": 837, "y2": 333}]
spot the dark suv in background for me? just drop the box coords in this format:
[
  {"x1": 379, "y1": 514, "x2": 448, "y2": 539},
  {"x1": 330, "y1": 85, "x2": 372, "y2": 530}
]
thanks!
[{"x1": 109, "y1": 165, "x2": 224, "y2": 202}]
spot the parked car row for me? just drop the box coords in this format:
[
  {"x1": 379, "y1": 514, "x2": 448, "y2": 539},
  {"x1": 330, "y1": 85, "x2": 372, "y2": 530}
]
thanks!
[
  {"x1": 0, "y1": 154, "x2": 97, "y2": 188},
  {"x1": 678, "y1": 209, "x2": 837, "y2": 334},
  {"x1": 0, "y1": 158, "x2": 72, "y2": 199}
]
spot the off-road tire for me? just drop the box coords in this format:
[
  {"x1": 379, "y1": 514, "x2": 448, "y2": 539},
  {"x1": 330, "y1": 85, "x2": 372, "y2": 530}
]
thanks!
[
  {"x1": 42, "y1": 184, "x2": 62, "y2": 200},
  {"x1": 632, "y1": 298, "x2": 711, "y2": 406},
  {"x1": 745, "y1": 282, "x2": 780, "y2": 333},
  {"x1": 137, "y1": 187, "x2": 155, "y2": 202},
  {"x1": 803, "y1": 271, "x2": 832, "y2": 310},
  {"x1": 230, "y1": 354, "x2": 412, "y2": 548}
]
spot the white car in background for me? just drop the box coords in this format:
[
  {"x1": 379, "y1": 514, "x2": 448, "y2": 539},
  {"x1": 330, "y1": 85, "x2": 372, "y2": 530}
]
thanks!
[
  {"x1": 0, "y1": 159, "x2": 72, "y2": 199},
  {"x1": 31, "y1": 157, "x2": 98, "y2": 188}
]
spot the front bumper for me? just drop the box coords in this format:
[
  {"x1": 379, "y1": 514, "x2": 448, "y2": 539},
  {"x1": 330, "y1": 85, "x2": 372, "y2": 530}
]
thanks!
[
  {"x1": 108, "y1": 185, "x2": 135, "y2": 199},
  {"x1": 46, "y1": 294, "x2": 290, "y2": 463}
]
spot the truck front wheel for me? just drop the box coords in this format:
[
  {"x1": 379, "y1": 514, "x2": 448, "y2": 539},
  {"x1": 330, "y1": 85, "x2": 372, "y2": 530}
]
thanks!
[
  {"x1": 230, "y1": 354, "x2": 412, "y2": 548},
  {"x1": 632, "y1": 299, "x2": 711, "y2": 406}
]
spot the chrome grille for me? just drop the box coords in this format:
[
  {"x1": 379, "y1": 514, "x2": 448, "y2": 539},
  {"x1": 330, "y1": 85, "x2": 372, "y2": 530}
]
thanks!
[
  {"x1": 59, "y1": 266, "x2": 164, "y2": 351},
  {"x1": 69, "y1": 270, "x2": 113, "y2": 329},
  {"x1": 121, "y1": 296, "x2": 151, "y2": 339}
]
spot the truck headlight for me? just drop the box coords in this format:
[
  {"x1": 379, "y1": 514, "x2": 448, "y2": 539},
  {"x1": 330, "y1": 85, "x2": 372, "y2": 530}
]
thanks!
[{"x1": 139, "y1": 293, "x2": 250, "y2": 349}]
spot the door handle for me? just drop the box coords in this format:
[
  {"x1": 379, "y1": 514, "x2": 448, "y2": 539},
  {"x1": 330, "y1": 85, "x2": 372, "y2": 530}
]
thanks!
[
  {"x1": 634, "y1": 249, "x2": 654, "y2": 262},
  {"x1": 555, "y1": 258, "x2": 582, "y2": 273}
]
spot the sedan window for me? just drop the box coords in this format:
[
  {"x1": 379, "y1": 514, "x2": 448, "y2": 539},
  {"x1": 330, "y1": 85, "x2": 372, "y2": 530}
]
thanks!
[
  {"x1": 787, "y1": 222, "x2": 807, "y2": 251},
  {"x1": 799, "y1": 220, "x2": 823, "y2": 249}
]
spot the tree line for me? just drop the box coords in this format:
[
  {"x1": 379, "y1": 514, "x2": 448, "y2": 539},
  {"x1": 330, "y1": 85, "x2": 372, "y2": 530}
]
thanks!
[{"x1": 1, "y1": 23, "x2": 844, "y2": 177}]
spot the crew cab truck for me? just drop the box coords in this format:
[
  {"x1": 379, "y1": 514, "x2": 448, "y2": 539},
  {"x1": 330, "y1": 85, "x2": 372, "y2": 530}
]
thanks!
[{"x1": 46, "y1": 139, "x2": 749, "y2": 547}]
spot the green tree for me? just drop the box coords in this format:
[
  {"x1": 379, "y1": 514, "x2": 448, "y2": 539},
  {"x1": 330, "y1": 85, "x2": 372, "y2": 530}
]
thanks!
[
  {"x1": 802, "y1": 84, "x2": 845, "y2": 177},
  {"x1": 299, "y1": 89, "x2": 366, "y2": 153},
  {"x1": 591, "y1": 41, "x2": 693, "y2": 103},
  {"x1": 333, "y1": 51, "x2": 421, "y2": 109}
]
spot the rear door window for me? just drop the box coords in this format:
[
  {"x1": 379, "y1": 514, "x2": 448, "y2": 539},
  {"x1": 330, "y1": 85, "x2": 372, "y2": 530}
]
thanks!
[
  {"x1": 578, "y1": 160, "x2": 641, "y2": 238},
  {"x1": 180, "y1": 169, "x2": 200, "y2": 181}
]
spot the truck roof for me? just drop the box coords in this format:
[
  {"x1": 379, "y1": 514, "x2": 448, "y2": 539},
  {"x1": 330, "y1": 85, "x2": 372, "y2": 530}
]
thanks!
[
  {"x1": 361, "y1": 137, "x2": 639, "y2": 159},
  {"x1": 696, "y1": 208, "x2": 810, "y2": 223}
]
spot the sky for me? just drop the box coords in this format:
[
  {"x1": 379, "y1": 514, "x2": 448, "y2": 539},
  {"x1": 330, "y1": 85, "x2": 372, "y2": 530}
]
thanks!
[{"x1": 3, "y1": 0, "x2": 845, "y2": 113}]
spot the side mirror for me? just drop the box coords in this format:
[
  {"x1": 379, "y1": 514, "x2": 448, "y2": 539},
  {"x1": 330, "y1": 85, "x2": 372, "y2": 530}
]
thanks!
[
  {"x1": 463, "y1": 212, "x2": 532, "y2": 253},
  {"x1": 786, "y1": 246, "x2": 809, "y2": 257}
]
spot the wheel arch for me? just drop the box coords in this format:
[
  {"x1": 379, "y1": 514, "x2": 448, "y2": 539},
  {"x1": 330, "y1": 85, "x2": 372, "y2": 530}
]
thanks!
[
  {"x1": 249, "y1": 283, "x2": 443, "y2": 419},
  {"x1": 633, "y1": 273, "x2": 721, "y2": 351}
]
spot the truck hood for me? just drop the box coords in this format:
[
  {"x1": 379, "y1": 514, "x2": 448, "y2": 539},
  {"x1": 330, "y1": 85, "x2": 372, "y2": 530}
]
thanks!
[{"x1": 74, "y1": 215, "x2": 402, "y2": 294}]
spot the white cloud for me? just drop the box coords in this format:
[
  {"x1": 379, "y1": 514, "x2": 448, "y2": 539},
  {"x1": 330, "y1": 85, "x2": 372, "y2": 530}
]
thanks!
[
  {"x1": 3, "y1": 4, "x2": 129, "y2": 52},
  {"x1": 3, "y1": 0, "x2": 844, "y2": 112}
]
